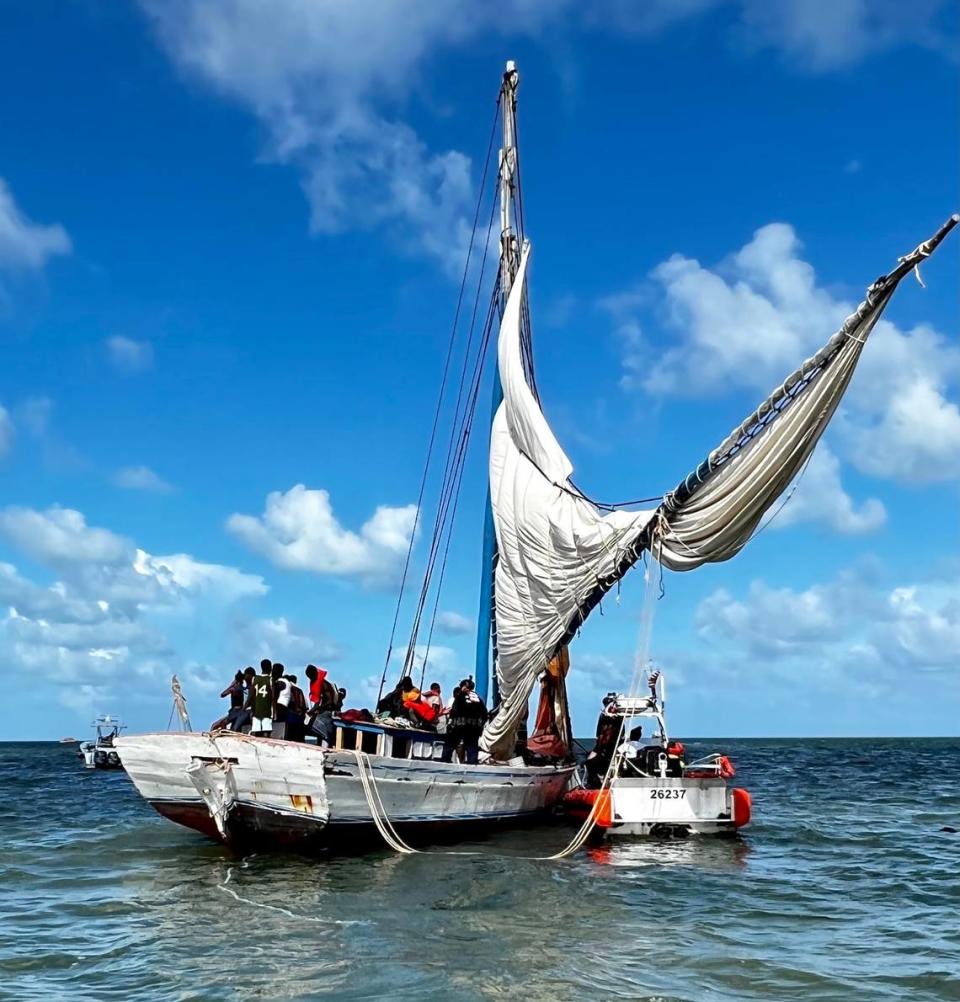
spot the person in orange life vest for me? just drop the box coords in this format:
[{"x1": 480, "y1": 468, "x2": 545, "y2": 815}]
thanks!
[{"x1": 403, "y1": 687, "x2": 438, "y2": 728}]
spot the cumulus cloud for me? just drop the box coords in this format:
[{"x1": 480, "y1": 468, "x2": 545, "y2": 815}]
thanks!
[
  {"x1": 105, "y1": 336, "x2": 154, "y2": 372},
  {"x1": 0, "y1": 505, "x2": 130, "y2": 566},
  {"x1": 614, "y1": 221, "x2": 960, "y2": 485},
  {"x1": 139, "y1": 551, "x2": 267, "y2": 603},
  {"x1": 0, "y1": 503, "x2": 267, "y2": 711},
  {"x1": 227, "y1": 484, "x2": 417, "y2": 586},
  {"x1": 138, "y1": 2, "x2": 953, "y2": 276},
  {"x1": 390, "y1": 642, "x2": 460, "y2": 680},
  {"x1": 233, "y1": 615, "x2": 339, "y2": 667},
  {"x1": 773, "y1": 444, "x2": 886, "y2": 535},
  {"x1": 112, "y1": 465, "x2": 175, "y2": 494},
  {"x1": 140, "y1": 0, "x2": 516, "y2": 273},
  {"x1": 436, "y1": 610, "x2": 473, "y2": 635},
  {"x1": 694, "y1": 563, "x2": 960, "y2": 679},
  {"x1": 0, "y1": 178, "x2": 71, "y2": 270}
]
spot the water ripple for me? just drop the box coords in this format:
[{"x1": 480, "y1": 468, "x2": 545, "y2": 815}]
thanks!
[{"x1": 1, "y1": 738, "x2": 957, "y2": 1001}]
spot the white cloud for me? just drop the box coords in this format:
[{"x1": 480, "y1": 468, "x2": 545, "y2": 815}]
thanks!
[
  {"x1": 106, "y1": 336, "x2": 154, "y2": 372},
  {"x1": 694, "y1": 563, "x2": 960, "y2": 679},
  {"x1": 616, "y1": 221, "x2": 960, "y2": 485},
  {"x1": 0, "y1": 503, "x2": 269, "y2": 713},
  {"x1": 390, "y1": 642, "x2": 460, "y2": 682},
  {"x1": 0, "y1": 405, "x2": 13, "y2": 458},
  {"x1": 0, "y1": 178, "x2": 71, "y2": 270},
  {"x1": 227, "y1": 484, "x2": 416, "y2": 585},
  {"x1": 436, "y1": 610, "x2": 472, "y2": 635},
  {"x1": 112, "y1": 465, "x2": 175, "y2": 494},
  {"x1": 773, "y1": 444, "x2": 886, "y2": 535},
  {"x1": 735, "y1": 0, "x2": 956, "y2": 72},
  {"x1": 233, "y1": 616, "x2": 339, "y2": 668},
  {"x1": 140, "y1": 0, "x2": 527, "y2": 273},
  {"x1": 139, "y1": 551, "x2": 267, "y2": 603},
  {"x1": 137, "y1": 1, "x2": 956, "y2": 279},
  {"x1": 0, "y1": 505, "x2": 130, "y2": 565}
]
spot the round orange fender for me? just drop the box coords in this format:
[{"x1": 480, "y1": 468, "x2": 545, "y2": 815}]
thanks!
[
  {"x1": 732, "y1": 788, "x2": 751, "y2": 828},
  {"x1": 593, "y1": 789, "x2": 612, "y2": 828},
  {"x1": 561, "y1": 788, "x2": 613, "y2": 827}
]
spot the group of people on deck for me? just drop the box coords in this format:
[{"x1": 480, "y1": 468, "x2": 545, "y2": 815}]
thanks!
[
  {"x1": 212, "y1": 663, "x2": 489, "y2": 763},
  {"x1": 211, "y1": 659, "x2": 344, "y2": 745},
  {"x1": 376, "y1": 676, "x2": 488, "y2": 764}
]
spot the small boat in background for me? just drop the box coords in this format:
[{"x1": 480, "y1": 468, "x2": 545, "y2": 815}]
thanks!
[
  {"x1": 80, "y1": 715, "x2": 126, "y2": 770},
  {"x1": 562, "y1": 673, "x2": 751, "y2": 838},
  {"x1": 59, "y1": 737, "x2": 78, "y2": 744}
]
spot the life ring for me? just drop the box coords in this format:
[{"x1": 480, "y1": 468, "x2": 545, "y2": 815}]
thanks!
[{"x1": 719, "y1": 755, "x2": 736, "y2": 779}]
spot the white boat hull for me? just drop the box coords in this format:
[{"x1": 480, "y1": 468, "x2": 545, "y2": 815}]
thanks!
[
  {"x1": 565, "y1": 776, "x2": 751, "y2": 837},
  {"x1": 609, "y1": 777, "x2": 739, "y2": 836},
  {"x1": 116, "y1": 731, "x2": 573, "y2": 850}
]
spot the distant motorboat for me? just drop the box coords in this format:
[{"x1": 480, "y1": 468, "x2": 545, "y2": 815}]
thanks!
[
  {"x1": 80, "y1": 715, "x2": 126, "y2": 770},
  {"x1": 59, "y1": 737, "x2": 78, "y2": 744}
]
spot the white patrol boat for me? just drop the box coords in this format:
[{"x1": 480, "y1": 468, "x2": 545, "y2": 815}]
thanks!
[
  {"x1": 80, "y1": 715, "x2": 126, "y2": 770},
  {"x1": 563, "y1": 674, "x2": 751, "y2": 838}
]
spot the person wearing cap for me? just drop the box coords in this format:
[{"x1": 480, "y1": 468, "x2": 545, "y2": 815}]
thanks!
[
  {"x1": 585, "y1": 693, "x2": 621, "y2": 786},
  {"x1": 230, "y1": 666, "x2": 257, "y2": 732},
  {"x1": 441, "y1": 678, "x2": 487, "y2": 764},
  {"x1": 211, "y1": 669, "x2": 247, "y2": 731}
]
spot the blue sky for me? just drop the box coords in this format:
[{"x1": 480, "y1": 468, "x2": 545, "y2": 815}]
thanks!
[{"x1": 0, "y1": 0, "x2": 957, "y2": 740}]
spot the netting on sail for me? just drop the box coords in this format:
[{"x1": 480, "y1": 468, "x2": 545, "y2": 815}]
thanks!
[{"x1": 480, "y1": 217, "x2": 956, "y2": 760}]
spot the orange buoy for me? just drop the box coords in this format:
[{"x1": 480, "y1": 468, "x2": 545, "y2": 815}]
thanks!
[{"x1": 732, "y1": 787, "x2": 752, "y2": 828}]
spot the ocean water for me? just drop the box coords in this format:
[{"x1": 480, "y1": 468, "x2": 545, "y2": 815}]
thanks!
[{"x1": 1, "y1": 739, "x2": 958, "y2": 1002}]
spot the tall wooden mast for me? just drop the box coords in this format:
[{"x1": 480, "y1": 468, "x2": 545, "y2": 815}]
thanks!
[{"x1": 474, "y1": 60, "x2": 521, "y2": 704}]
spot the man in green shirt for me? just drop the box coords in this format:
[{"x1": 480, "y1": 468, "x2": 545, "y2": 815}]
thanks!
[{"x1": 250, "y1": 658, "x2": 274, "y2": 736}]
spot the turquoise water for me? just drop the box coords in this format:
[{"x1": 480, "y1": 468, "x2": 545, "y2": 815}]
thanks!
[{"x1": 1, "y1": 739, "x2": 958, "y2": 1001}]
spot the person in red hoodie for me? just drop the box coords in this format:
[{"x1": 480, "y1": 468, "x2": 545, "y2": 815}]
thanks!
[{"x1": 304, "y1": 664, "x2": 340, "y2": 746}]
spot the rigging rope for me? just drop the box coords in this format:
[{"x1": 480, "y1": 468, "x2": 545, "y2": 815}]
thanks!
[
  {"x1": 403, "y1": 222, "x2": 501, "y2": 680},
  {"x1": 377, "y1": 98, "x2": 501, "y2": 703},
  {"x1": 350, "y1": 743, "x2": 628, "y2": 861}
]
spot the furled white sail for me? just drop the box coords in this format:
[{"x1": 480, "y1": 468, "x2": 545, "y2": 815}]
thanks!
[
  {"x1": 481, "y1": 217, "x2": 957, "y2": 760},
  {"x1": 483, "y1": 244, "x2": 656, "y2": 758}
]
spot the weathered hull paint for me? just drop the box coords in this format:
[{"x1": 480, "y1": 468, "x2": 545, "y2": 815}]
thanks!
[{"x1": 118, "y1": 731, "x2": 573, "y2": 852}]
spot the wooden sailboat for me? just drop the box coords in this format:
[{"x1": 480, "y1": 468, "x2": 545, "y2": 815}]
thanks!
[{"x1": 116, "y1": 61, "x2": 956, "y2": 851}]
